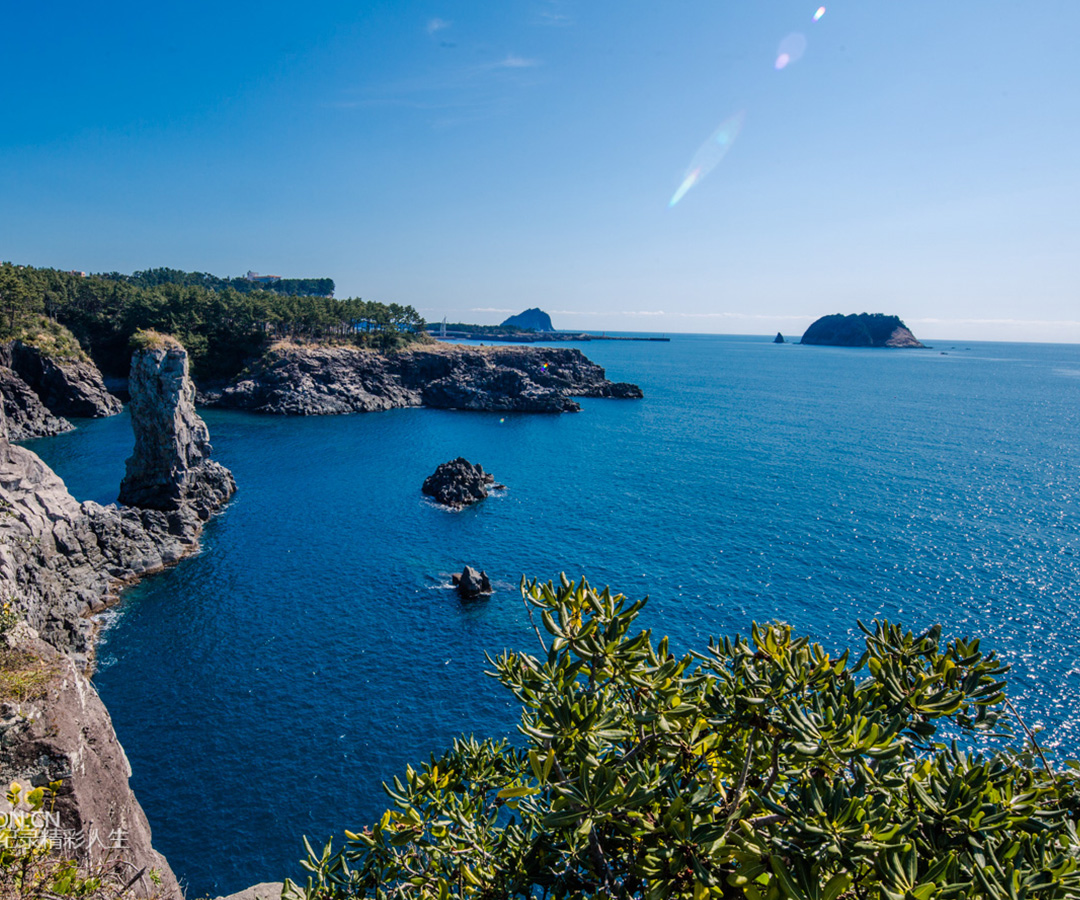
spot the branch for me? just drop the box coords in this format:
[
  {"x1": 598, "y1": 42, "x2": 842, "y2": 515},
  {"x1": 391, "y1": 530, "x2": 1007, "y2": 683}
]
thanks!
[{"x1": 1004, "y1": 697, "x2": 1056, "y2": 784}]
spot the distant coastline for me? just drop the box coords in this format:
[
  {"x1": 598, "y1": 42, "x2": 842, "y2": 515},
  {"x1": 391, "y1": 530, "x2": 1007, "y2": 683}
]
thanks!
[{"x1": 439, "y1": 330, "x2": 670, "y2": 343}]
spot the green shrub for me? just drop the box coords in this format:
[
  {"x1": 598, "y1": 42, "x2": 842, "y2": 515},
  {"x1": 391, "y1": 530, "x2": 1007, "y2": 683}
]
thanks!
[{"x1": 288, "y1": 577, "x2": 1080, "y2": 900}]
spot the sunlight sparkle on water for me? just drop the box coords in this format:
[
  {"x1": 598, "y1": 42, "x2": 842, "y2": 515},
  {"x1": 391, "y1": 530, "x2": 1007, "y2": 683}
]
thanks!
[
  {"x1": 813, "y1": 6, "x2": 826, "y2": 22},
  {"x1": 668, "y1": 112, "x2": 745, "y2": 208}
]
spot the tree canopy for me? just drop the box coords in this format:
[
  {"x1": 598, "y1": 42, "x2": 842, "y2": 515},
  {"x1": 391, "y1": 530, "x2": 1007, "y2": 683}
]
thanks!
[
  {"x1": 288, "y1": 577, "x2": 1080, "y2": 900},
  {"x1": 0, "y1": 263, "x2": 426, "y2": 378}
]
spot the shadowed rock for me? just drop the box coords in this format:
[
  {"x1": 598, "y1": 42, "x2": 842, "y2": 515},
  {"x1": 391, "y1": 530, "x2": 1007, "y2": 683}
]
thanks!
[
  {"x1": 774, "y1": 332, "x2": 785, "y2": 344},
  {"x1": 452, "y1": 566, "x2": 493, "y2": 597},
  {"x1": 423, "y1": 458, "x2": 504, "y2": 509},
  {"x1": 0, "y1": 366, "x2": 73, "y2": 440},
  {"x1": 2, "y1": 341, "x2": 122, "y2": 418}
]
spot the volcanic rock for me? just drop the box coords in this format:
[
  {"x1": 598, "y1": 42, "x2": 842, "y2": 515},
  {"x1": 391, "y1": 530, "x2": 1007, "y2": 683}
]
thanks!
[
  {"x1": 0, "y1": 367, "x2": 73, "y2": 440},
  {"x1": 211, "y1": 343, "x2": 643, "y2": 416},
  {"x1": 422, "y1": 457, "x2": 504, "y2": 509},
  {"x1": 452, "y1": 566, "x2": 493, "y2": 597},
  {"x1": 2, "y1": 341, "x2": 122, "y2": 418},
  {"x1": 119, "y1": 337, "x2": 236, "y2": 517}
]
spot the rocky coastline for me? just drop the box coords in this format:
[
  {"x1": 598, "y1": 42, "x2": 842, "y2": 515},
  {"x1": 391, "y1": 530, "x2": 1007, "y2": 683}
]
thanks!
[
  {"x1": 206, "y1": 343, "x2": 643, "y2": 415},
  {"x1": 0, "y1": 338, "x2": 235, "y2": 898}
]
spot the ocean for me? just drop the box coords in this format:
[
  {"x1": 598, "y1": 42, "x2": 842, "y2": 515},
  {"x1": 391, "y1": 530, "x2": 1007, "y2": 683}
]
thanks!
[{"x1": 27, "y1": 334, "x2": 1080, "y2": 896}]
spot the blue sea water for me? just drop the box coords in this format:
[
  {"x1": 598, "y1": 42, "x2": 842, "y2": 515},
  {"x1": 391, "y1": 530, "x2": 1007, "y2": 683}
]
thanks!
[{"x1": 26, "y1": 334, "x2": 1080, "y2": 897}]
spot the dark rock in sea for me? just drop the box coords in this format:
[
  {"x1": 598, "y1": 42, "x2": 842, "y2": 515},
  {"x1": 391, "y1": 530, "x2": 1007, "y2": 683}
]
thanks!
[
  {"x1": 0, "y1": 366, "x2": 73, "y2": 440},
  {"x1": 423, "y1": 457, "x2": 504, "y2": 509},
  {"x1": 800, "y1": 313, "x2": 924, "y2": 348},
  {"x1": 452, "y1": 565, "x2": 493, "y2": 597},
  {"x1": 211, "y1": 343, "x2": 642, "y2": 416},
  {"x1": 119, "y1": 337, "x2": 237, "y2": 516},
  {"x1": 1, "y1": 340, "x2": 123, "y2": 418},
  {"x1": 500, "y1": 307, "x2": 554, "y2": 332},
  {"x1": 774, "y1": 332, "x2": 785, "y2": 344}
]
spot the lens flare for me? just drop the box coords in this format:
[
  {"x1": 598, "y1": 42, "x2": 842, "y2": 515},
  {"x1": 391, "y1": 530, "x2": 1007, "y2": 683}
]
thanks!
[
  {"x1": 775, "y1": 33, "x2": 807, "y2": 70},
  {"x1": 813, "y1": 6, "x2": 825, "y2": 21},
  {"x1": 668, "y1": 112, "x2": 745, "y2": 208}
]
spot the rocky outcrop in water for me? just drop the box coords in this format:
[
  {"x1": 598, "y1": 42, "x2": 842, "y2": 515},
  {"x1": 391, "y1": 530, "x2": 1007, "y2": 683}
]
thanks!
[
  {"x1": 423, "y1": 458, "x2": 504, "y2": 509},
  {"x1": 0, "y1": 366, "x2": 73, "y2": 440},
  {"x1": 774, "y1": 332, "x2": 785, "y2": 344},
  {"x1": 119, "y1": 339, "x2": 236, "y2": 517},
  {"x1": 209, "y1": 344, "x2": 643, "y2": 416},
  {"x1": 452, "y1": 566, "x2": 493, "y2": 597},
  {"x1": 800, "y1": 314, "x2": 925, "y2": 348},
  {"x1": 1, "y1": 341, "x2": 123, "y2": 418}
]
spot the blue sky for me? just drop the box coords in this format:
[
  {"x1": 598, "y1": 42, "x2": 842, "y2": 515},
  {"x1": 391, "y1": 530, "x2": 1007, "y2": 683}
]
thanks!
[{"x1": 2, "y1": 1, "x2": 1078, "y2": 341}]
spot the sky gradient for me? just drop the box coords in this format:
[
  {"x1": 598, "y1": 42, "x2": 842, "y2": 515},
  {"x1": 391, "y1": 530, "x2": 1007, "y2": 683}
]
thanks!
[{"x1": 2, "y1": 1, "x2": 1078, "y2": 341}]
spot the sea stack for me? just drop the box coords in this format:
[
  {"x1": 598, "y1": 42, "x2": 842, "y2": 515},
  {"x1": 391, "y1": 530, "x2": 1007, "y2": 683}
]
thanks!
[
  {"x1": 119, "y1": 331, "x2": 236, "y2": 518},
  {"x1": 774, "y1": 332, "x2": 785, "y2": 344}
]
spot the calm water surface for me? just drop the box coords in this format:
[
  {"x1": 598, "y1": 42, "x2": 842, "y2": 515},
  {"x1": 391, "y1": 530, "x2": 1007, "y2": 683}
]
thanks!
[{"x1": 28, "y1": 334, "x2": 1080, "y2": 896}]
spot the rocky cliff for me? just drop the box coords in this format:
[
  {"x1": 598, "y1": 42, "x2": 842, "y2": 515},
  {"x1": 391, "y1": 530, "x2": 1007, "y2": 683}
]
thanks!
[
  {"x1": 0, "y1": 365, "x2": 74, "y2": 440},
  {"x1": 209, "y1": 343, "x2": 642, "y2": 415},
  {"x1": 0, "y1": 337, "x2": 235, "y2": 898},
  {"x1": 800, "y1": 313, "x2": 925, "y2": 348},
  {"x1": 2, "y1": 340, "x2": 123, "y2": 419}
]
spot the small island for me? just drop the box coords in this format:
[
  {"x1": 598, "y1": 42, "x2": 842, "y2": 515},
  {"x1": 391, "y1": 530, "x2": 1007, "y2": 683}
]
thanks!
[{"x1": 800, "y1": 313, "x2": 925, "y2": 348}]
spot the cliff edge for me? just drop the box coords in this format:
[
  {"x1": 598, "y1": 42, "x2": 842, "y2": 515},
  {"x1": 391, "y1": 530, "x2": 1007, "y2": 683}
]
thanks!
[{"x1": 0, "y1": 335, "x2": 235, "y2": 898}]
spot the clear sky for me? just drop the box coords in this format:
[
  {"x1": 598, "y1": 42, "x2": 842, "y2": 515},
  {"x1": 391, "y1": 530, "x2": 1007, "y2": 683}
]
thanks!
[{"x1": 2, "y1": 1, "x2": 1078, "y2": 341}]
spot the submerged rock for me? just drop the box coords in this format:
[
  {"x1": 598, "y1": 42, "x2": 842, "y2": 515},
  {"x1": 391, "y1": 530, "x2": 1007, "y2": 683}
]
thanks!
[
  {"x1": 452, "y1": 566, "x2": 493, "y2": 597},
  {"x1": 0, "y1": 366, "x2": 73, "y2": 440},
  {"x1": 2, "y1": 340, "x2": 122, "y2": 418},
  {"x1": 422, "y1": 458, "x2": 504, "y2": 509}
]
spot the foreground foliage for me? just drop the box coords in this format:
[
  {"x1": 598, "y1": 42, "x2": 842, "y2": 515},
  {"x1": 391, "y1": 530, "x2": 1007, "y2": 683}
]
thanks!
[{"x1": 289, "y1": 577, "x2": 1080, "y2": 900}]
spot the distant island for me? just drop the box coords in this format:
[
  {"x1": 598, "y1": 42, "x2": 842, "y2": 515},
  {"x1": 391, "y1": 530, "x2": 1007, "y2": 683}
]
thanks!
[
  {"x1": 800, "y1": 313, "x2": 925, "y2": 348},
  {"x1": 501, "y1": 308, "x2": 553, "y2": 332},
  {"x1": 440, "y1": 308, "x2": 669, "y2": 343}
]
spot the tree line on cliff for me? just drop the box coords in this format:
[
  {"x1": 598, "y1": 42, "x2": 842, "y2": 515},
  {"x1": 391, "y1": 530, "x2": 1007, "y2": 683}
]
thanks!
[{"x1": 0, "y1": 262, "x2": 427, "y2": 379}]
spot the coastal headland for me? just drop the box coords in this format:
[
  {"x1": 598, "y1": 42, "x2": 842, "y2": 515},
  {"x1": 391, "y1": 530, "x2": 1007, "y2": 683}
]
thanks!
[{"x1": 205, "y1": 342, "x2": 643, "y2": 415}]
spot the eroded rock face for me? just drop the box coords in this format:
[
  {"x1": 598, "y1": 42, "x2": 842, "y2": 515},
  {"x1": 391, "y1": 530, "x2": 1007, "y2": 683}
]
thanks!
[
  {"x1": 0, "y1": 338, "x2": 235, "y2": 898},
  {"x1": 0, "y1": 626, "x2": 182, "y2": 899},
  {"x1": 0, "y1": 366, "x2": 73, "y2": 440},
  {"x1": 119, "y1": 345, "x2": 236, "y2": 515},
  {"x1": 2, "y1": 341, "x2": 123, "y2": 418},
  {"x1": 210, "y1": 344, "x2": 643, "y2": 415},
  {"x1": 422, "y1": 458, "x2": 504, "y2": 509}
]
